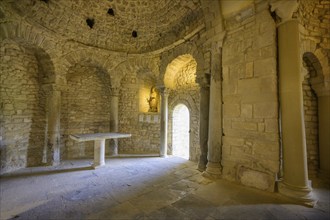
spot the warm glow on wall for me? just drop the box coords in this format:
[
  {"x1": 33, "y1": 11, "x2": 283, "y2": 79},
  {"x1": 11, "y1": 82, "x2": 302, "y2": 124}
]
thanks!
[
  {"x1": 139, "y1": 86, "x2": 150, "y2": 113},
  {"x1": 164, "y1": 54, "x2": 197, "y2": 89}
]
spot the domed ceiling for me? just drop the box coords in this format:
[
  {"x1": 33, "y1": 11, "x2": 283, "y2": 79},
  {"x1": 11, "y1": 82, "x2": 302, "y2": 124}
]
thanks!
[{"x1": 2, "y1": 0, "x2": 204, "y2": 53}]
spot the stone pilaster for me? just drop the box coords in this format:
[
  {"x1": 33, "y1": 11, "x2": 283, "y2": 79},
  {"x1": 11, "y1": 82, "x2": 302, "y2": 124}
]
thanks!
[
  {"x1": 196, "y1": 73, "x2": 210, "y2": 171},
  {"x1": 110, "y1": 87, "x2": 120, "y2": 156},
  {"x1": 271, "y1": 0, "x2": 315, "y2": 205},
  {"x1": 158, "y1": 86, "x2": 170, "y2": 157},
  {"x1": 42, "y1": 84, "x2": 61, "y2": 166},
  {"x1": 203, "y1": 47, "x2": 223, "y2": 179}
]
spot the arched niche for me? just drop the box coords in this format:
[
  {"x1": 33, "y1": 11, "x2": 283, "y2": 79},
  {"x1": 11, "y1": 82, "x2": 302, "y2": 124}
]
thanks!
[
  {"x1": 0, "y1": 39, "x2": 55, "y2": 173},
  {"x1": 302, "y1": 52, "x2": 330, "y2": 183},
  {"x1": 61, "y1": 61, "x2": 111, "y2": 159}
]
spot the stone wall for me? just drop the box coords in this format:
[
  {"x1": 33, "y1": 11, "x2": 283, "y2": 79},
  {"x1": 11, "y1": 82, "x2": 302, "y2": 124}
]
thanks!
[
  {"x1": 299, "y1": 0, "x2": 330, "y2": 55},
  {"x1": 298, "y1": 0, "x2": 330, "y2": 180},
  {"x1": 118, "y1": 70, "x2": 161, "y2": 154},
  {"x1": 0, "y1": 40, "x2": 47, "y2": 172},
  {"x1": 222, "y1": 4, "x2": 279, "y2": 191},
  {"x1": 302, "y1": 75, "x2": 319, "y2": 178},
  {"x1": 61, "y1": 64, "x2": 111, "y2": 159}
]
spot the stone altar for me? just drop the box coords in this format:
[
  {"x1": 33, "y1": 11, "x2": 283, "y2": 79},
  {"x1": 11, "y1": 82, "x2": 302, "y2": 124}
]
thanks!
[{"x1": 70, "y1": 133, "x2": 131, "y2": 168}]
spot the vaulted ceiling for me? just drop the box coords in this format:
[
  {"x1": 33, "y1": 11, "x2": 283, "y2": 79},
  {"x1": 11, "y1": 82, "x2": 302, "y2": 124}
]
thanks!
[{"x1": 1, "y1": 0, "x2": 255, "y2": 54}]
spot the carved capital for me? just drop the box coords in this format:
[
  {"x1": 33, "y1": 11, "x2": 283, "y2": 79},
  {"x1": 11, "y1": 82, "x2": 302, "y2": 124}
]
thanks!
[
  {"x1": 110, "y1": 87, "x2": 120, "y2": 96},
  {"x1": 270, "y1": 0, "x2": 298, "y2": 23},
  {"x1": 157, "y1": 86, "x2": 170, "y2": 97},
  {"x1": 196, "y1": 73, "x2": 210, "y2": 88}
]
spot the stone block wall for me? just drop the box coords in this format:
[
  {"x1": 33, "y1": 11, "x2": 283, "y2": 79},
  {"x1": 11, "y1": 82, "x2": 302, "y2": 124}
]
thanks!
[
  {"x1": 299, "y1": 0, "x2": 330, "y2": 52},
  {"x1": 118, "y1": 71, "x2": 161, "y2": 154},
  {"x1": 303, "y1": 76, "x2": 319, "y2": 178},
  {"x1": 0, "y1": 40, "x2": 47, "y2": 172},
  {"x1": 61, "y1": 64, "x2": 111, "y2": 159},
  {"x1": 222, "y1": 5, "x2": 279, "y2": 191}
]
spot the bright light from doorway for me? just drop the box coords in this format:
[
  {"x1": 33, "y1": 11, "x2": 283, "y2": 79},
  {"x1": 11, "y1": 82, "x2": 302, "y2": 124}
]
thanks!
[{"x1": 172, "y1": 104, "x2": 190, "y2": 159}]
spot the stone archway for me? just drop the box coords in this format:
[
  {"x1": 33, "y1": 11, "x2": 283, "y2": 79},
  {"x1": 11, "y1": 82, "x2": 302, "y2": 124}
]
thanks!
[
  {"x1": 172, "y1": 104, "x2": 190, "y2": 159},
  {"x1": 302, "y1": 52, "x2": 330, "y2": 182},
  {"x1": 0, "y1": 39, "x2": 56, "y2": 173},
  {"x1": 163, "y1": 54, "x2": 200, "y2": 160},
  {"x1": 61, "y1": 62, "x2": 111, "y2": 159}
]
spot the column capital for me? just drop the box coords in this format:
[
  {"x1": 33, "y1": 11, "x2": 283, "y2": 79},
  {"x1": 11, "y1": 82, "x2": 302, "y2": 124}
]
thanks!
[
  {"x1": 196, "y1": 73, "x2": 211, "y2": 88},
  {"x1": 110, "y1": 87, "x2": 120, "y2": 96},
  {"x1": 157, "y1": 86, "x2": 170, "y2": 97},
  {"x1": 204, "y1": 31, "x2": 226, "y2": 53},
  {"x1": 270, "y1": 0, "x2": 298, "y2": 24}
]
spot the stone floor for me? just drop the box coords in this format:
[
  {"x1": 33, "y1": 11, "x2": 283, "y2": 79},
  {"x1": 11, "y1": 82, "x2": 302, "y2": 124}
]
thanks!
[{"x1": 0, "y1": 156, "x2": 329, "y2": 220}]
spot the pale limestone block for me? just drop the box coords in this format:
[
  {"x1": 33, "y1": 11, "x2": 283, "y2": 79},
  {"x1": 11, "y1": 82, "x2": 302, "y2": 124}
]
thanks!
[
  {"x1": 222, "y1": 144, "x2": 231, "y2": 157},
  {"x1": 239, "y1": 167, "x2": 274, "y2": 191},
  {"x1": 223, "y1": 94, "x2": 241, "y2": 104},
  {"x1": 253, "y1": 102, "x2": 277, "y2": 118},
  {"x1": 241, "y1": 104, "x2": 253, "y2": 118},
  {"x1": 254, "y1": 58, "x2": 276, "y2": 77},
  {"x1": 223, "y1": 118, "x2": 232, "y2": 129},
  {"x1": 232, "y1": 121, "x2": 257, "y2": 131},
  {"x1": 260, "y1": 45, "x2": 276, "y2": 58},
  {"x1": 265, "y1": 119, "x2": 278, "y2": 132},
  {"x1": 223, "y1": 66, "x2": 230, "y2": 81},
  {"x1": 223, "y1": 104, "x2": 240, "y2": 117},
  {"x1": 245, "y1": 62, "x2": 254, "y2": 78},
  {"x1": 223, "y1": 136, "x2": 245, "y2": 146},
  {"x1": 258, "y1": 123, "x2": 265, "y2": 132}
]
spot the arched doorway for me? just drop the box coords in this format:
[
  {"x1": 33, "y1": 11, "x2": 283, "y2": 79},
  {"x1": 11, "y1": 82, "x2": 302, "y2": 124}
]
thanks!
[{"x1": 172, "y1": 104, "x2": 190, "y2": 159}]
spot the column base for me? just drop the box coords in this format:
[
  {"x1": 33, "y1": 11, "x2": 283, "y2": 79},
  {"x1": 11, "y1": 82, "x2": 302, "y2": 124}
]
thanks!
[
  {"x1": 202, "y1": 161, "x2": 222, "y2": 179},
  {"x1": 277, "y1": 181, "x2": 316, "y2": 207},
  {"x1": 92, "y1": 163, "x2": 105, "y2": 169},
  {"x1": 160, "y1": 154, "x2": 168, "y2": 158},
  {"x1": 197, "y1": 163, "x2": 206, "y2": 172},
  {"x1": 197, "y1": 156, "x2": 207, "y2": 172}
]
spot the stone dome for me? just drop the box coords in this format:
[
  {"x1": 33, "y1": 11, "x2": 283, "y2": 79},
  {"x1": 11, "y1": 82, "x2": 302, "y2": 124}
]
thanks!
[{"x1": 3, "y1": 0, "x2": 203, "y2": 53}]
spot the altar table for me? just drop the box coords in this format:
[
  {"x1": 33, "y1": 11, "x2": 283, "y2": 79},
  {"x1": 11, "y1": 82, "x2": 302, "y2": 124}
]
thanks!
[{"x1": 69, "y1": 132, "x2": 131, "y2": 168}]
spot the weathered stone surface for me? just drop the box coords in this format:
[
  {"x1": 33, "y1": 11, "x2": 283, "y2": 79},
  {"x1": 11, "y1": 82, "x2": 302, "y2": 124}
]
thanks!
[{"x1": 238, "y1": 167, "x2": 275, "y2": 191}]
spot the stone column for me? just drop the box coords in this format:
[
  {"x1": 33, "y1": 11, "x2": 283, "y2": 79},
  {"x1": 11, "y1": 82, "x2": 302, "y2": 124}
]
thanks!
[
  {"x1": 159, "y1": 86, "x2": 169, "y2": 157},
  {"x1": 312, "y1": 83, "x2": 330, "y2": 179},
  {"x1": 196, "y1": 73, "x2": 210, "y2": 171},
  {"x1": 271, "y1": 0, "x2": 314, "y2": 205},
  {"x1": 110, "y1": 87, "x2": 120, "y2": 156},
  {"x1": 203, "y1": 49, "x2": 222, "y2": 178},
  {"x1": 93, "y1": 139, "x2": 105, "y2": 168},
  {"x1": 43, "y1": 84, "x2": 61, "y2": 166}
]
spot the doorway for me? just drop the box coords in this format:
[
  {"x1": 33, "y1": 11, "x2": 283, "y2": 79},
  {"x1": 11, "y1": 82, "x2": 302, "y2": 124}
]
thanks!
[{"x1": 172, "y1": 104, "x2": 190, "y2": 159}]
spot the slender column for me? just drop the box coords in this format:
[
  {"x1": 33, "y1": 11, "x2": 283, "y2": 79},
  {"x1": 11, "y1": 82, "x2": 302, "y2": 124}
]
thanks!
[
  {"x1": 196, "y1": 74, "x2": 210, "y2": 171},
  {"x1": 110, "y1": 87, "x2": 120, "y2": 155},
  {"x1": 203, "y1": 50, "x2": 222, "y2": 178},
  {"x1": 42, "y1": 84, "x2": 61, "y2": 166},
  {"x1": 271, "y1": 0, "x2": 314, "y2": 205},
  {"x1": 159, "y1": 87, "x2": 169, "y2": 157},
  {"x1": 93, "y1": 139, "x2": 105, "y2": 168}
]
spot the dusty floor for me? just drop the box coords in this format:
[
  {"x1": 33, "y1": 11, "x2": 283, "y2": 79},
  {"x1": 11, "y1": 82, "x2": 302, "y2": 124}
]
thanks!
[{"x1": 0, "y1": 156, "x2": 329, "y2": 220}]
